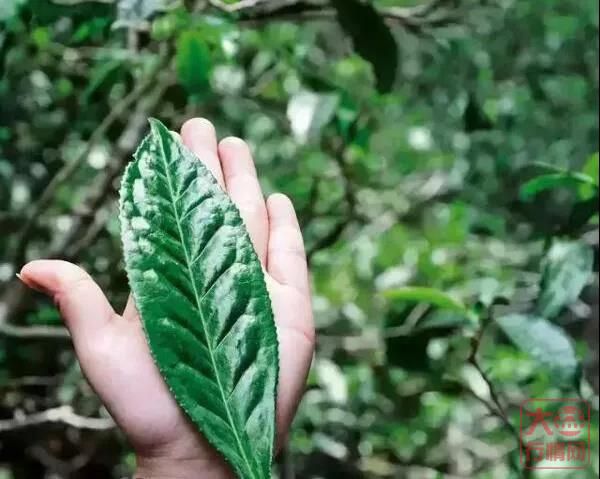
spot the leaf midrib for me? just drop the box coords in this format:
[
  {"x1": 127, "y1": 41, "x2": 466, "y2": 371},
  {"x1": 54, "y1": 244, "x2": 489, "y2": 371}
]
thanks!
[{"x1": 157, "y1": 138, "x2": 258, "y2": 479}]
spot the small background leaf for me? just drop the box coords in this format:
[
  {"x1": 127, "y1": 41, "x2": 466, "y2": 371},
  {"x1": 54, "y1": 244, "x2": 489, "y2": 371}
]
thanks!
[
  {"x1": 176, "y1": 30, "x2": 213, "y2": 97},
  {"x1": 520, "y1": 172, "x2": 597, "y2": 201},
  {"x1": 114, "y1": 0, "x2": 167, "y2": 29},
  {"x1": 331, "y1": 0, "x2": 398, "y2": 93},
  {"x1": 537, "y1": 240, "x2": 593, "y2": 319},
  {"x1": 582, "y1": 152, "x2": 599, "y2": 184},
  {"x1": 385, "y1": 287, "x2": 468, "y2": 314},
  {"x1": 287, "y1": 90, "x2": 339, "y2": 144},
  {"x1": 496, "y1": 313, "x2": 578, "y2": 385}
]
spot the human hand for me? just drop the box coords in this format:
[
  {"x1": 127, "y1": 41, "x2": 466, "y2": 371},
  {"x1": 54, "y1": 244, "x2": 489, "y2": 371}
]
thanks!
[{"x1": 18, "y1": 118, "x2": 315, "y2": 479}]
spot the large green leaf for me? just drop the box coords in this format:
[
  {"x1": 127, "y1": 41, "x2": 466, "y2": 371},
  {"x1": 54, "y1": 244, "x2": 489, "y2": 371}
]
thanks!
[
  {"x1": 330, "y1": 0, "x2": 398, "y2": 93},
  {"x1": 119, "y1": 119, "x2": 278, "y2": 479},
  {"x1": 496, "y1": 314, "x2": 578, "y2": 385},
  {"x1": 537, "y1": 240, "x2": 593, "y2": 319}
]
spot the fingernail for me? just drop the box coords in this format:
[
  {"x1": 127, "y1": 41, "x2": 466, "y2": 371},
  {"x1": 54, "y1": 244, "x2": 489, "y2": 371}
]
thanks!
[{"x1": 16, "y1": 272, "x2": 45, "y2": 293}]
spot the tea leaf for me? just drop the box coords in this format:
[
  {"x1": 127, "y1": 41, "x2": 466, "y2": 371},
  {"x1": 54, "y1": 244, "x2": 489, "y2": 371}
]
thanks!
[
  {"x1": 120, "y1": 119, "x2": 278, "y2": 479},
  {"x1": 537, "y1": 240, "x2": 593, "y2": 319},
  {"x1": 496, "y1": 313, "x2": 578, "y2": 385}
]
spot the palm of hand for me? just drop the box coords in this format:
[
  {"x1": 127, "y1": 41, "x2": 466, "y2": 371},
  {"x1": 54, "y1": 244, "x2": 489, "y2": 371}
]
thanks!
[{"x1": 20, "y1": 119, "x2": 315, "y2": 477}]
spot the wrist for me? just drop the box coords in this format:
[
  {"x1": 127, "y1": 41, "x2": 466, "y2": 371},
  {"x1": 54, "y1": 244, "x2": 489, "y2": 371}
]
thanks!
[{"x1": 135, "y1": 455, "x2": 233, "y2": 479}]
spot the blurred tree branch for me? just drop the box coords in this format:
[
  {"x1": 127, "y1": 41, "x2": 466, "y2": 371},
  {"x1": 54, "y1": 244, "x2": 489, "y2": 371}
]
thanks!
[
  {"x1": 209, "y1": 0, "x2": 463, "y2": 31},
  {"x1": 468, "y1": 318, "x2": 521, "y2": 441},
  {"x1": 0, "y1": 405, "x2": 114, "y2": 433},
  {"x1": 0, "y1": 322, "x2": 70, "y2": 340},
  {"x1": 208, "y1": 0, "x2": 267, "y2": 12}
]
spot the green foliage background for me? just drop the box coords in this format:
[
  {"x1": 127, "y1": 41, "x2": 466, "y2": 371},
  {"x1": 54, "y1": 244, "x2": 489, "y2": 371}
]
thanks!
[{"x1": 0, "y1": 0, "x2": 598, "y2": 477}]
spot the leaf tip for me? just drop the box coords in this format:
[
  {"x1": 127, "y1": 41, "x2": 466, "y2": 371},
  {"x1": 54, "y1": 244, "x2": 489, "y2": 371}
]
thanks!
[
  {"x1": 148, "y1": 117, "x2": 168, "y2": 137},
  {"x1": 147, "y1": 116, "x2": 159, "y2": 126}
]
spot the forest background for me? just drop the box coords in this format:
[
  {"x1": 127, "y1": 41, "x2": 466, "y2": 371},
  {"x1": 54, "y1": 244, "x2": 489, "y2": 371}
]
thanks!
[{"x1": 0, "y1": 0, "x2": 599, "y2": 478}]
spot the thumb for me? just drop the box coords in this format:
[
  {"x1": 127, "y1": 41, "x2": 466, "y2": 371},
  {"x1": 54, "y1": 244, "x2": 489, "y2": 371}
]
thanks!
[{"x1": 19, "y1": 260, "x2": 116, "y2": 345}]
